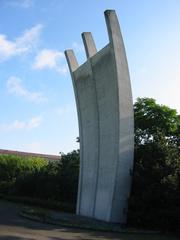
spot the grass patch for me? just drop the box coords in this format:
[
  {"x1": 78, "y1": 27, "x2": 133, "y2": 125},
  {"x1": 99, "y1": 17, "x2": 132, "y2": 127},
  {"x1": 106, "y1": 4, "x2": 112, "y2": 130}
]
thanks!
[{"x1": 0, "y1": 194, "x2": 75, "y2": 212}]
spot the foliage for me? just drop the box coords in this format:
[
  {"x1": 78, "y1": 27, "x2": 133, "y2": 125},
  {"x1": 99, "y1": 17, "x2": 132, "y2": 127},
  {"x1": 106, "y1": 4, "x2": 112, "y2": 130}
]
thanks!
[
  {"x1": 59, "y1": 150, "x2": 79, "y2": 202},
  {"x1": 0, "y1": 155, "x2": 48, "y2": 194},
  {"x1": 0, "y1": 151, "x2": 79, "y2": 211},
  {"x1": 0, "y1": 155, "x2": 48, "y2": 182},
  {"x1": 134, "y1": 98, "x2": 180, "y2": 145},
  {"x1": 128, "y1": 98, "x2": 180, "y2": 230}
]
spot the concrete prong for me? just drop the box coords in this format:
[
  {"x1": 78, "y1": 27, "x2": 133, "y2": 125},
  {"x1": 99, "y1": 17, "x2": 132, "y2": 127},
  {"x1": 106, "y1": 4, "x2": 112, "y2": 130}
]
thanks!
[
  {"x1": 104, "y1": 10, "x2": 121, "y2": 45},
  {"x1": 82, "y1": 32, "x2": 97, "y2": 59},
  {"x1": 64, "y1": 49, "x2": 79, "y2": 73}
]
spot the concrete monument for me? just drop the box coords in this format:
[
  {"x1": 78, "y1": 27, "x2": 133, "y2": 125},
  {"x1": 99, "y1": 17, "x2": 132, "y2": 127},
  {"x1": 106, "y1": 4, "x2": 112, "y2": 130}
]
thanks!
[{"x1": 65, "y1": 10, "x2": 134, "y2": 223}]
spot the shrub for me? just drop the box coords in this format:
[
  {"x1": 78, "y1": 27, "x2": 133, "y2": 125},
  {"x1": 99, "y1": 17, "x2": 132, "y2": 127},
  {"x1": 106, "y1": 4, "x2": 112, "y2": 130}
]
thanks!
[
  {"x1": 127, "y1": 98, "x2": 180, "y2": 231},
  {"x1": 0, "y1": 151, "x2": 79, "y2": 210}
]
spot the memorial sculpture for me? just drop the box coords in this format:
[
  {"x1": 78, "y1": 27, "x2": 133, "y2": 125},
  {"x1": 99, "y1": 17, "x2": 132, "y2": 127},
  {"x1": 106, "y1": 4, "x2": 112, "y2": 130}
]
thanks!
[{"x1": 65, "y1": 10, "x2": 134, "y2": 223}]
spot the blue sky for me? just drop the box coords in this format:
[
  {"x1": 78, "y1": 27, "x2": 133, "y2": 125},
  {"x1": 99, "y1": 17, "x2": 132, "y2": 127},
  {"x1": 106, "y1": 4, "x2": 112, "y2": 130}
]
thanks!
[{"x1": 0, "y1": 0, "x2": 180, "y2": 154}]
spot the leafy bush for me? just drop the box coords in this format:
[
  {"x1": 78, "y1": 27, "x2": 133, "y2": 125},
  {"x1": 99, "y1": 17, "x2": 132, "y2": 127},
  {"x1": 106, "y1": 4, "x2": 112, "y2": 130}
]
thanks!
[
  {"x1": 127, "y1": 98, "x2": 180, "y2": 231},
  {"x1": 59, "y1": 151, "x2": 79, "y2": 202},
  {"x1": 0, "y1": 155, "x2": 48, "y2": 181},
  {"x1": 0, "y1": 155, "x2": 48, "y2": 194},
  {"x1": 0, "y1": 151, "x2": 79, "y2": 211}
]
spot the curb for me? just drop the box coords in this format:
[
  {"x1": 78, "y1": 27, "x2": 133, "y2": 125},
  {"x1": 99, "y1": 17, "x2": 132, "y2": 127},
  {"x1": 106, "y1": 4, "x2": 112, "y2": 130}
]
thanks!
[
  {"x1": 19, "y1": 211, "x2": 161, "y2": 234},
  {"x1": 20, "y1": 212, "x2": 121, "y2": 232}
]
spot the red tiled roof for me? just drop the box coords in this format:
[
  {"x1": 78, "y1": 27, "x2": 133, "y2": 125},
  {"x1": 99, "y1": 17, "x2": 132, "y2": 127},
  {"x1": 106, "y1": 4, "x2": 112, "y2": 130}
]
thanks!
[{"x1": 0, "y1": 149, "x2": 60, "y2": 161}]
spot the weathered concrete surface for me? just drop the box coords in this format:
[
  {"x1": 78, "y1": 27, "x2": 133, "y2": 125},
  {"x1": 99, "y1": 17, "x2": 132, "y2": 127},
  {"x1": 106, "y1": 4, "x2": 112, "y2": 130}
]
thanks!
[{"x1": 65, "y1": 10, "x2": 134, "y2": 223}]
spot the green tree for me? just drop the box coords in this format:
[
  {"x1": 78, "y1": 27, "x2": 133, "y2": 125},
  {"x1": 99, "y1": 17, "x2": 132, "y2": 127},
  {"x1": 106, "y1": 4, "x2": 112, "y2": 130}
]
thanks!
[
  {"x1": 59, "y1": 150, "x2": 79, "y2": 203},
  {"x1": 128, "y1": 98, "x2": 180, "y2": 230},
  {"x1": 134, "y1": 97, "x2": 180, "y2": 145}
]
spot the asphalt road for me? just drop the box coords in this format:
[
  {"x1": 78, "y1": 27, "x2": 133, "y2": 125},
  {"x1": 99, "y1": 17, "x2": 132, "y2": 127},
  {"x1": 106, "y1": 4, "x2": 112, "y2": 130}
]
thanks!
[{"x1": 0, "y1": 200, "x2": 122, "y2": 240}]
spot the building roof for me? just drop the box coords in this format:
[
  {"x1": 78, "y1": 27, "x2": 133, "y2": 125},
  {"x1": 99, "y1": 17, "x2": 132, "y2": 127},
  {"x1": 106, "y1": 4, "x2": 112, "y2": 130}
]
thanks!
[{"x1": 0, "y1": 149, "x2": 60, "y2": 161}]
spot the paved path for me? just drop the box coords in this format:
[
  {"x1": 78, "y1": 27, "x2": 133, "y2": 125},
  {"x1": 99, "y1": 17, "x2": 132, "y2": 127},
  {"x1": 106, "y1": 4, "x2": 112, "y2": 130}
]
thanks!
[{"x1": 0, "y1": 200, "x2": 123, "y2": 240}]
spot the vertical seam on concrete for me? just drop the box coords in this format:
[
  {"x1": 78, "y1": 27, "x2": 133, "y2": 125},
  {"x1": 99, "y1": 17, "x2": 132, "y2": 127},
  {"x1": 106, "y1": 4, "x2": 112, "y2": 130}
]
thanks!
[
  {"x1": 108, "y1": 44, "x2": 121, "y2": 222},
  {"x1": 72, "y1": 73, "x2": 84, "y2": 214},
  {"x1": 89, "y1": 58, "x2": 100, "y2": 218},
  {"x1": 115, "y1": 34, "x2": 134, "y2": 223}
]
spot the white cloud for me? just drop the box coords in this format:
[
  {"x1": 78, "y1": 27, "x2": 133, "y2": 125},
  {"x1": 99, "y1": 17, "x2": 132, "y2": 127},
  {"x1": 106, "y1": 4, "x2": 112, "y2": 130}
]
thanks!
[
  {"x1": 0, "y1": 35, "x2": 18, "y2": 61},
  {"x1": 0, "y1": 116, "x2": 42, "y2": 132},
  {"x1": 16, "y1": 24, "x2": 43, "y2": 51},
  {"x1": 4, "y1": 0, "x2": 33, "y2": 8},
  {"x1": 33, "y1": 49, "x2": 67, "y2": 74},
  {"x1": 0, "y1": 24, "x2": 43, "y2": 62},
  {"x1": 26, "y1": 116, "x2": 42, "y2": 129},
  {"x1": 7, "y1": 76, "x2": 47, "y2": 103}
]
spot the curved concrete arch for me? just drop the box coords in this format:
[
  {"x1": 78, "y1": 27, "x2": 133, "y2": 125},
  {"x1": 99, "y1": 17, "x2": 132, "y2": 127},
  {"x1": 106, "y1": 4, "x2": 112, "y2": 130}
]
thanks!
[{"x1": 65, "y1": 10, "x2": 134, "y2": 223}]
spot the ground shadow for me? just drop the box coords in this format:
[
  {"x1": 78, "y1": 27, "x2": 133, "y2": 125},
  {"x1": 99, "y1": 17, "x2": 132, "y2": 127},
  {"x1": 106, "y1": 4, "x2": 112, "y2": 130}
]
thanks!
[
  {"x1": 0, "y1": 200, "x2": 178, "y2": 240},
  {"x1": 0, "y1": 236, "x2": 34, "y2": 240}
]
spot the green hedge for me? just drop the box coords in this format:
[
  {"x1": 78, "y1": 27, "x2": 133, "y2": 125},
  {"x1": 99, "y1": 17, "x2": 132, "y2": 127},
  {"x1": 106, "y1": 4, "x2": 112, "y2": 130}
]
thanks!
[{"x1": 0, "y1": 151, "x2": 79, "y2": 211}]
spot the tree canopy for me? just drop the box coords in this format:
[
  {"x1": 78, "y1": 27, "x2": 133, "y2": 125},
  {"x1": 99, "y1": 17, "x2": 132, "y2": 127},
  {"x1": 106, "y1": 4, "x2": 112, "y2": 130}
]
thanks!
[
  {"x1": 128, "y1": 98, "x2": 180, "y2": 230},
  {"x1": 134, "y1": 97, "x2": 180, "y2": 145}
]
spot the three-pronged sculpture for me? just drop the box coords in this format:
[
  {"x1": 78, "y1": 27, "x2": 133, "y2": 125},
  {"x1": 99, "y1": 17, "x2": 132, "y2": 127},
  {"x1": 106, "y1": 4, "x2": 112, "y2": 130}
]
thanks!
[{"x1": 65, "y1": 10, "x2": 134, "y2": 223}]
